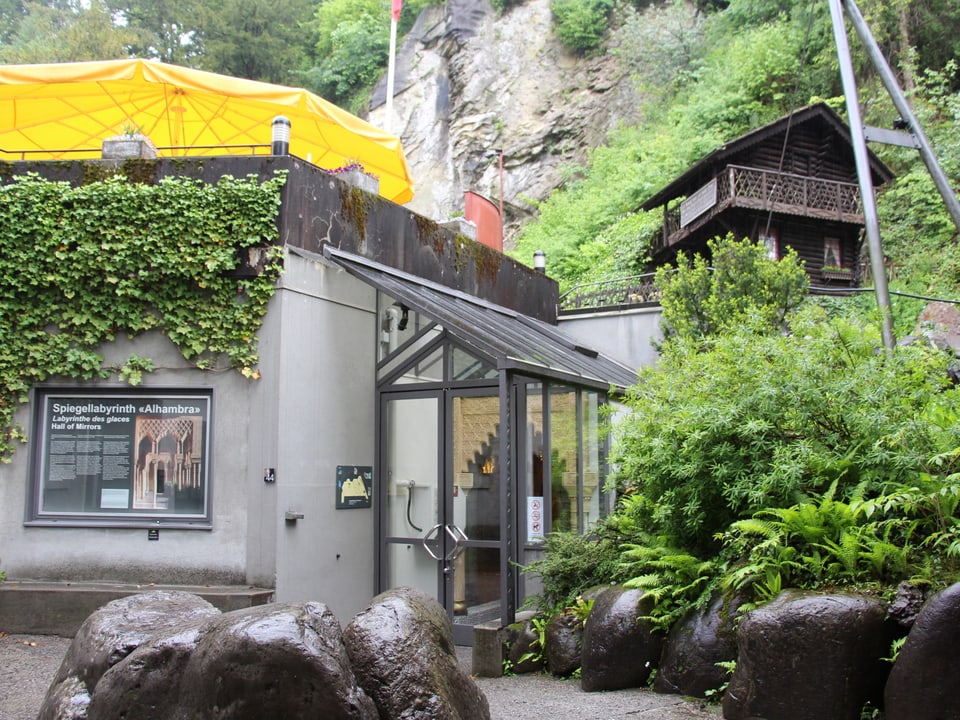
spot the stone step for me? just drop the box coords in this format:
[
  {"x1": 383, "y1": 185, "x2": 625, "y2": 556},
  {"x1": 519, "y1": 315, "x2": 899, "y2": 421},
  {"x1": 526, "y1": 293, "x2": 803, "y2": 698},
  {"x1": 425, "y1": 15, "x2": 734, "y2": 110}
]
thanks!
[{"x1": 0, "y1": 581, "x2": 274, "y2": 636}]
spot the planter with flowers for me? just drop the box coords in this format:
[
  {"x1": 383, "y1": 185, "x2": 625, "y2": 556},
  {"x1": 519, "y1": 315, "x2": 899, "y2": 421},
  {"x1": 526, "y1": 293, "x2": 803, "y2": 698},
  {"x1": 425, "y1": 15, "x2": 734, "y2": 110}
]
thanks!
[{"x1": 325, "y1": 162, "x2": 380, "y2": 195}]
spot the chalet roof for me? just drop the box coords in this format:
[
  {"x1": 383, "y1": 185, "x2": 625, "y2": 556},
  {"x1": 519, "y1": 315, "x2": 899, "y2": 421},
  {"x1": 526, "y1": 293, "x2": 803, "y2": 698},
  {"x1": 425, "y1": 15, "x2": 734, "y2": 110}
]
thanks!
[{"x1": 641, "y1": 103, "x2": 894, "y2": 211}]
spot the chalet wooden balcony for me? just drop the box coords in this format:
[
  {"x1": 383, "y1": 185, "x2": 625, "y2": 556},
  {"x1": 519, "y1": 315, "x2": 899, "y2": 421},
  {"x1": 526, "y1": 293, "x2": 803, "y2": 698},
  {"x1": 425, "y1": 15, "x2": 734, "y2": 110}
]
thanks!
[{"x1": 657, "y1": 165, "x2": 864, "y2": 251}]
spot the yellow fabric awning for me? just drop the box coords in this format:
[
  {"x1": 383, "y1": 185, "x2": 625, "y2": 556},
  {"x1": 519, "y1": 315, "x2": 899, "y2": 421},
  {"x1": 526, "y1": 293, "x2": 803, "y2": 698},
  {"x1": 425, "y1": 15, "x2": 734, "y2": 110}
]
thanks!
[{"x1": 0, "y1": 58, "x2": 414, "y2": 204}]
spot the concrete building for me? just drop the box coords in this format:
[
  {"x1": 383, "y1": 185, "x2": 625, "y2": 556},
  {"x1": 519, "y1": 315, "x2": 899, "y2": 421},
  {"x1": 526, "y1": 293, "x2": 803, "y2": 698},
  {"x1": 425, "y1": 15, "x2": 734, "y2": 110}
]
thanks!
[{"x1": 0, "y1": 155, "x2": 641, "y2": 643}]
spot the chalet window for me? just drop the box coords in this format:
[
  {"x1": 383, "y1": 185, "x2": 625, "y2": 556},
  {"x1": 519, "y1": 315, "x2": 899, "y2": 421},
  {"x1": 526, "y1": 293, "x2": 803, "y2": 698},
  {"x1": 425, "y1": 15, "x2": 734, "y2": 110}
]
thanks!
[
  {"x1": 760, "y1": 229, "x2": 779, "y2": 260},
  {"x1": 27, "y1": 387, "x2": 213, "y2": 528},
  {"x1": 824, "y1": 237, "x2": 842, "y2": 268}
]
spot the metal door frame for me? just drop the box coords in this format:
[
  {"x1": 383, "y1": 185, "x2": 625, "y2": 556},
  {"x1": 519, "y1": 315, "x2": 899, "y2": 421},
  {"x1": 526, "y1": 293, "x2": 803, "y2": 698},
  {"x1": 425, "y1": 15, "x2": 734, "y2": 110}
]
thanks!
[{"x1": 376, "y1": 383, "x2": 508, "y2": 644}]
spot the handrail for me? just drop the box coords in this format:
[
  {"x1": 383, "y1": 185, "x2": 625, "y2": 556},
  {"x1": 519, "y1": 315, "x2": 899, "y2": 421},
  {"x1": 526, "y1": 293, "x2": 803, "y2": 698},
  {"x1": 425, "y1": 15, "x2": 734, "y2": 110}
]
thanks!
[
  {"x1": 560, "y1": 271, "x2": 668, "y2": 311},
  {"x1": 0, "y1": 143, "x2": 272, "y2": 160}
]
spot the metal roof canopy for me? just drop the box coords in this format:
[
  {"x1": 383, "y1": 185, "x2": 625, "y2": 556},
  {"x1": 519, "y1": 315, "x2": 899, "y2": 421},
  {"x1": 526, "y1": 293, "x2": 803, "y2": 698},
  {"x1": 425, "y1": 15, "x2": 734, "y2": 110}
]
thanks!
[{"x1": 320, "y1": 246, "x2": 638, "y2": 393}]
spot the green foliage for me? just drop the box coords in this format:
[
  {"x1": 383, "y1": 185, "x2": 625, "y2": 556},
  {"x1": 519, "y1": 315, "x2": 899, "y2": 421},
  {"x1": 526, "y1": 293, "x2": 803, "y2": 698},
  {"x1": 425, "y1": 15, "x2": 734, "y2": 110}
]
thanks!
[
  {"x1": 517, "y1": 614, "x2": 549, "y2": 666},
  {"x1": 521, "y1": 528, "x2": 622, "y2": 611},
  {"x1": 656, "y1": 234, "x2": 809, "y2": 342},
  {"x1": 0, "y1": 171, "x2": 286, "y2": 461},
  {"x1": 199, "y1": 0, "x2": 315, "y2": 85},
  {"x1": 0, "y1": 0, "x2": 139, "y2": 63},
  {"x1": 550, "y1": 0, "x2": 615, "y2": 55},
  {"x1": 620, "y1": 533, "x2": 717, "y2": 632},
  {"x1": 720, "y1": 481, "x2": 906, "y2": 602},
  {"x1": 875, "y1": 62, "x2": 960, "y2": 299},
  {"x1": 610, "y1": 312, "x2": 956, "y2": 554},
  {"x1": 304, "y1": 0, "x2": 435, "y2": 110},
  {"x1": 612, "y1": 2, "x2": 708, "y2": 100}
]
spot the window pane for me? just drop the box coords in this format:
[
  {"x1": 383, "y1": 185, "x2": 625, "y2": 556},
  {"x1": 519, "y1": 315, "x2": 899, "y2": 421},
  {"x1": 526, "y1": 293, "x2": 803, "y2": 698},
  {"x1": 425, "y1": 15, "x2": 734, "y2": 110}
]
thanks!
[
  {"x1": 523, "y1": 383, "x2": 545, "y2": 544},
  {"x1": 452, "y1": 394, "x2": 500, "y2": 541},
  {"x1": 582, "y1": 390, "x2": 603, "y2": 529},
  {"x1": 549, "y1": 385, "x2": 579, "y2": 534},
  {"x1": 450, "y1": 345, "x2": 497, "y2": 381}
]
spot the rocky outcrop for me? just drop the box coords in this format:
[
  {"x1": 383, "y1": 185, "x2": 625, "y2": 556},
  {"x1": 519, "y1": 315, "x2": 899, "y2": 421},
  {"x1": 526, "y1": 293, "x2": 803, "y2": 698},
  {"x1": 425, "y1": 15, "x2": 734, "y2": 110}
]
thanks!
[
  {"x1": 367, "y1": 0, "x2": 639, "y2": 244},
  {"x1": 580, "y1": 585, "x2": 662, "y2": 692},
  {"x1": 654, "y1": 593, "x2": 740, "y2": 698},
  {"x1": 885, "y1": 581, "x2": 960, "y2": 719},
  {"x1": 723, "y1": 590, "x2": 891, "y2": 720},
  {"x1": 344, "y1": 586, "x2": 491, "y2": 720}
]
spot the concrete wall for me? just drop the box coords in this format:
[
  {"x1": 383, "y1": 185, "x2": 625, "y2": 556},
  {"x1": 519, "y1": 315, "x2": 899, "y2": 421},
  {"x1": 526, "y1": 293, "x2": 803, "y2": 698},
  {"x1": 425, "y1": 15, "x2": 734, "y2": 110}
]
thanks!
[
  {"x1": 267, "y1": 250, "x2": 378, "y2": 619},
  {"x1": 558, "y1": 305, "x2": 663, "y2": 371},
  {"x1": 0, "y1": 248, "x2": 380, "y2": 623},
  {"x1": 0, "y1": 332, "x2": 254, "y2": 586}
]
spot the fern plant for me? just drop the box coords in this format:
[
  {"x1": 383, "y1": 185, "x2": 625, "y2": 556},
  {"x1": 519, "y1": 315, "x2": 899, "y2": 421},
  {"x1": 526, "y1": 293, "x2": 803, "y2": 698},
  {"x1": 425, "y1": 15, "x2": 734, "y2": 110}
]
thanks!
[
  {"x1": 720, "y1": 480, "x2": 917, "y2": 600},
  {"x1": 620, "y1": 534, "x2": 718, "y2": 632}
]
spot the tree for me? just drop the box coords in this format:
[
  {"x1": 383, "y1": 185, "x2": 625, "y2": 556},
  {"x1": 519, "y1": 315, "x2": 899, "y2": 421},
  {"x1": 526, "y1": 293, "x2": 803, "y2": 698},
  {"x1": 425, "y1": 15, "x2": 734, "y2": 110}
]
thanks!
[
  {"x1": 550, "y1": 0, "x2": 615, "y2": 55},
  {"x1": 656, "y1": 234, "x2": 809, "y2": 343},
  {"x1": 105, "y1": 0, "x2": 205, "y2": 65},
  {"x1": 200, "y1": 0, "x2": 314, "y2": 84},
  {"x1": 0, "y1": 0, "x2": 137, "y2": 63}
]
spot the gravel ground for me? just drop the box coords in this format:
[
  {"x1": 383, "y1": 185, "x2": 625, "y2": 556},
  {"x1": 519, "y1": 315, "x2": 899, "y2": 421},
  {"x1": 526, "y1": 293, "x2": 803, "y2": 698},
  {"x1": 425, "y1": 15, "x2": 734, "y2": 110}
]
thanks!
[
  {"x1": 1, "y1": 633, "x2": 721, "y2": 720},
  {"x1": 0, "y1": 633, "x2": 71, "y2": 720}
]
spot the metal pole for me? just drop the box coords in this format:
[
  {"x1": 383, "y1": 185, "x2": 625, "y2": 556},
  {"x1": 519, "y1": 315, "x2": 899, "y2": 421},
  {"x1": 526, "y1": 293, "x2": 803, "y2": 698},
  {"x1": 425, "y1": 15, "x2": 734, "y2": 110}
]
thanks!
[
  {"x1": 829, "y1": 0, "x2": 895, "y2": 351},
  {"x1": 843, "y1": 0, "x2": 960, "y2": 233},
  {"x1": 385, "y1": 16, "x2": 399, "y2": 134}
]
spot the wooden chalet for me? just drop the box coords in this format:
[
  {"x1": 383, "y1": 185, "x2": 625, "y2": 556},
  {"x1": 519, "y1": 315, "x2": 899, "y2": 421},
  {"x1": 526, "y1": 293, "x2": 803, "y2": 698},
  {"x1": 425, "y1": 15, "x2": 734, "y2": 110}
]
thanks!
[{"x1": 641, "y1": 103, "x2": 895, "y2": 288}]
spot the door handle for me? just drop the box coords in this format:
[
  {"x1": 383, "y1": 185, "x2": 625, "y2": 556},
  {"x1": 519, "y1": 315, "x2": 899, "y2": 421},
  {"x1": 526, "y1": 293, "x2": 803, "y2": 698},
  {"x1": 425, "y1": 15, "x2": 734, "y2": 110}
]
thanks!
[
  {"x1": 421, "y1": 523, "x2": 444, "y2": 560},
  {"x1": 444, "y1": 524, "x2": 469, "y2": 561}
]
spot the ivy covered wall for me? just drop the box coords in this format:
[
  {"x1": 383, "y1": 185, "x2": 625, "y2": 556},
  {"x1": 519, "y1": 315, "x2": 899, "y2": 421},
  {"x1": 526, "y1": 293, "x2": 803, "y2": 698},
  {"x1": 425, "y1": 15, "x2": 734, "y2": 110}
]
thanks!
[{"x1": 0, "y1": 170, "x2": 287, "y2": 462}]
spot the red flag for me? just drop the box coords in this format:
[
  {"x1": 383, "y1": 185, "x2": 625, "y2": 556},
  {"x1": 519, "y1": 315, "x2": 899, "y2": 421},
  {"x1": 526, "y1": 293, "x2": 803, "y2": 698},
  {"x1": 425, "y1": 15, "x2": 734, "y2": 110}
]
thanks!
[{"x1": 392, "y1": 0, "x2": 402, "y2": 21}]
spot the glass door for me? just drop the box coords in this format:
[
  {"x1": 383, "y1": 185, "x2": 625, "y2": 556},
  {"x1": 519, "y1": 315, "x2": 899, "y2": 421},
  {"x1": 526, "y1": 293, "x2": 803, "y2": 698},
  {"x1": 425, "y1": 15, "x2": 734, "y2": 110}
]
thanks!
[{"x1": 379, "y1": 388, "x2": 503, "y2": 645}]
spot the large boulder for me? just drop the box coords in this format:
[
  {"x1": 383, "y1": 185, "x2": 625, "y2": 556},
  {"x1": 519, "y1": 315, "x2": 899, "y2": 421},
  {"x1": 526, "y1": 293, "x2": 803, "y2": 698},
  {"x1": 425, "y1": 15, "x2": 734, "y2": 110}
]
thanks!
[
  {"x1": 86, "y1": 601, "x2": 377, "y2": 719},
  {"x1": 723, "y1": 590, "x2": 891, "y2": 720},
  {"x1": 38, "y1": 590, "x2": 221, "y2": 720},
  {"x1": 344, "y1": 586, "x2": 490, "y2": 720},
  {"x1": 885, "y1": 581, "x2": 960, "y2": 719},
  {"x1": 580, "y1": 585, "x2": 663, "y2": 692},
  {"x1": 654, "y1": 593, "x2": 740, "y2": 698}
]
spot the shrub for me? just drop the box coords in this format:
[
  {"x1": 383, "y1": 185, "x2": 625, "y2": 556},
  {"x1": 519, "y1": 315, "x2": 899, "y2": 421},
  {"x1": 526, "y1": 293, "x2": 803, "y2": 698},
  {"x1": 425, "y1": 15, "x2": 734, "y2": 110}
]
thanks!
[
  {"x1": 609, "y1": 312, "x2": 957, "y2": 555},
  {"x1": 550, "y1": 0, "x2": 615, "y2": 54}
]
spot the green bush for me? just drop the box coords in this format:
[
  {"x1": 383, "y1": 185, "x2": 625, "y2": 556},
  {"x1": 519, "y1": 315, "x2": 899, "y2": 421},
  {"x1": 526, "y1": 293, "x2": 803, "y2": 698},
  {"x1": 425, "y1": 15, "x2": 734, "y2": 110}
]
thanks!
[
  {"x1": 609, "y1": 312, "x2": 957, "y2": 555},
  {"x1": 521, "y1": 528, "x2": 623, "y2": 611},
  {"x1": 550, "y1": 0, "x2": 615, "y2": 54},
  {"x1": 656, "y1": 234, "x2": 809, "y2": 342}
]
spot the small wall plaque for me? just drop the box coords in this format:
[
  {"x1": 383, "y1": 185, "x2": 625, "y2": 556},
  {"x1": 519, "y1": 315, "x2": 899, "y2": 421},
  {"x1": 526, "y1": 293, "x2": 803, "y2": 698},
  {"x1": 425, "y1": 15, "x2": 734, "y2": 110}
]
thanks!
[{"x1": 336, "y1": 466, "x2": 372, "y2": 509}]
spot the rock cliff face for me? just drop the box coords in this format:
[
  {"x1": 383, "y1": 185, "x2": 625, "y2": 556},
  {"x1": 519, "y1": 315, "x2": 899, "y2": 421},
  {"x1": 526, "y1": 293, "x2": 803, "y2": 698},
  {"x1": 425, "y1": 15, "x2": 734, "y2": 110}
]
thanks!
[{"x1": 367, "y1": 0, "x2": 639, "y2": 247}]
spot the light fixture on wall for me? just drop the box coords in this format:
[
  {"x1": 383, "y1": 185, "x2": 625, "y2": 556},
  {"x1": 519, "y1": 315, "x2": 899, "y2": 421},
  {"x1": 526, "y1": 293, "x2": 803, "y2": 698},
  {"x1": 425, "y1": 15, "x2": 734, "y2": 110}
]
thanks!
[
  {"x1": 271, "y1": 116, "x2": 290, "y2": 156},
  {"x1": 533, "y1": 250, "x2": 546, "y2": 274}
]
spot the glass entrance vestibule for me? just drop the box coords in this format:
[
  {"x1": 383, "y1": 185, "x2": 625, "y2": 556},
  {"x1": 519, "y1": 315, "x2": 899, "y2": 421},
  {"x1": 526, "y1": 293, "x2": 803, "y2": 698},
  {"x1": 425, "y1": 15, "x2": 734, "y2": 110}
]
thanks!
[{"x1": 326, "y1": 247, "x2": 637, "y2": 645}]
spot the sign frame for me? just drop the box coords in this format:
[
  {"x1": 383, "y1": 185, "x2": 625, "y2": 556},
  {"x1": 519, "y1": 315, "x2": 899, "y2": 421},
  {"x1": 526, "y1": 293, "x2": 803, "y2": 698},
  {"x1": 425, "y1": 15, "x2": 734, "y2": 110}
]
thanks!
[{"x1": 27, "y1": 387, "x2": 214, "y2": 528}]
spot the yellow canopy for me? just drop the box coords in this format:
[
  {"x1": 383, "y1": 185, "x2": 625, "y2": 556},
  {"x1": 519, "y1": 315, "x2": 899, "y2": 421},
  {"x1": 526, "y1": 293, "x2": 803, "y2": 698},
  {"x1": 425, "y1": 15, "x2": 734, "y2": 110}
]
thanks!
[{"x1": 0, "y1": 58, "x2": 414, "y2": 203}]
